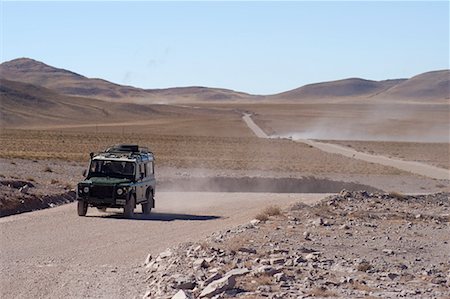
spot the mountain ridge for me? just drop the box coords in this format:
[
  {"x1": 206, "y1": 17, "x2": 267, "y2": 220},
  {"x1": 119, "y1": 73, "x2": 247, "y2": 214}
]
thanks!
[{"x1": 0, "y1": 57, "x2": 448, "y2": 103}]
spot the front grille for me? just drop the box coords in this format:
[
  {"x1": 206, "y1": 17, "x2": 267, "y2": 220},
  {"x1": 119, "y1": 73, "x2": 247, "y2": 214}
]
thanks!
[{"x1": 90, "y1": 185, "x2": 114, "y2": 199}]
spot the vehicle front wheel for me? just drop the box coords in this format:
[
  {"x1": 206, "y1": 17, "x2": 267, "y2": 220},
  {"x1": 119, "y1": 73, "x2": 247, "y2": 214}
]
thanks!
[
  {"x1": 77, "y1": 200, "x2": 88, "y2": 216},
  {"x1": 142, "y1": 190, "x2": 153, "y2": 215},
  {"x1": 124, "y1": 195, "x2": 135, "y2": 218}
]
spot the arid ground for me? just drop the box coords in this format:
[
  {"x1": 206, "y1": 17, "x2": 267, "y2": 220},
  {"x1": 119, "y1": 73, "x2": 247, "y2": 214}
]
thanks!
[{"x1": 0, "y1": 59, "x2": 449, "y2": 298}]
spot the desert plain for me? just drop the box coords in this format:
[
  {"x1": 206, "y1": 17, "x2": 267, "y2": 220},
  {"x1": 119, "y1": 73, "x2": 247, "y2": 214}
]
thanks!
[{"x1": 0, "y1": 59, "x2": 449, "y2": 298}]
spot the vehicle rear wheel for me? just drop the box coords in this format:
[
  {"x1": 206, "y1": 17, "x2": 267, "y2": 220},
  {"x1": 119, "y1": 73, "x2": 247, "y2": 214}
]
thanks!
[
  {"x1": 124, "y1": 195, "x2": 135, "y2": 218},
  {"x1": 77, "y1": 200, "x2": 88, "y2": 216},
  {"x1": 142, "y1": 190, "x2": 153, "y2": 215}
]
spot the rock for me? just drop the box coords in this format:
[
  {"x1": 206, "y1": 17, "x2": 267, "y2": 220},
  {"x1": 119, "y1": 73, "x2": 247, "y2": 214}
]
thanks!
[
  {"x1": 142, "y1": 290, "x2": 151, "y2": 298},
  {"x1": 382, "y1": 249, "x2": 394, "y2": 255},
  {"x1": 340, "y1": 189, "x2": 351, "y2": 198},
  {"x1": 340, "y1": 224, "x2": 350, "y2": 230},
  {"x1": 256, "y1": 285, "x2": 271, "y2": 292},
  {"x1": 294, "y1": 256, "x2": 307, "y2": 264},
  {"x1": 270, "y1": 257, "x2": 285, "y2": 265},
  {"x1": 145, "y1": 260, "x2": 158, "y2": 272},
  {"x1": 312, "y1": 217, "x2": 324, "y2": 226},
  {"x1": 250, "y1": 219, "x2": 261, "y2": 226},
  {"x1": 254, "y1": 266, "x2": 282, "y2": 276},
  {"x1": 274, "y1": 272, "x2": 287, "y2": 282},
  {"x1": 193, "y1": 258, "x2": 208, "y2": 269},
  {"x1": 204, "y1": 272, "x2": 222, "y2": 286},
  {"x1": 19, "y1": 185, "x2": 29, "y2": 193},
  {"x1": 172, "y1": 274, "x2": 196, "y2": 290},
  {"x1": 224, "y1": 268, "x2": 250, "y2": 278},
  {"x1": 156, "y1": 249, "x2": 173, "y2": 261},
  {"x1": 238, "y1": 247, "x2": 257, "y2": 254},
  {"x1": 199, "y1": 275, "x2": 236, "y2": 298},
  {"x1": 144, "y1": 254, "x2": 152, "y2": 266},
  {"x1": 303, "y1": 231, "x2": 311, "y2": 240},
  {"x1": 305, "y1": 252, "x2": 321, "y2": 261},
  {"x1": 171, "y1": 290, "x2": 193, "y2": 299},
  {"x1": 271, "y1": 248, "x2": 289, "y2": 254},
  {"x1": 387, "y1": 273, "x2": 399, "y2": 280},
  {"x1": 298, "y1": 246, "x2": 317, "y2": 253}
]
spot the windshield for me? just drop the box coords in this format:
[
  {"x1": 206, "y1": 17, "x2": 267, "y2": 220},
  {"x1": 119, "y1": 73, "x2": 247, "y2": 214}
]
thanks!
[{"x1": 89, "y1": 160, "x2": 135, "y2": 179}]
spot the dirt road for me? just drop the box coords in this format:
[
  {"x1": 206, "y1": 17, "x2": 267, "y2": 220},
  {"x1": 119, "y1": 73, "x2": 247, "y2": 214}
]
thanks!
[
  {"x1": 242, "y1": 114, "x2": 450, "y2": 180},
  {"x1": 0, "y1": 192, "x2": 326, "y2": 299}
]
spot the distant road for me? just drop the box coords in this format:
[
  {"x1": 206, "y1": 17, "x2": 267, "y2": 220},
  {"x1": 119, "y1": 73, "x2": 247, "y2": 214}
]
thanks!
[
  {"x1": 242, "y1": 113, "x2": 269, "y2": 138},
  {"x1": 242, "y1": 114, "x2": 450, "y2": 180},
  {"x1": 0, "y1": 192, "x2": 325, "y2": 299}
]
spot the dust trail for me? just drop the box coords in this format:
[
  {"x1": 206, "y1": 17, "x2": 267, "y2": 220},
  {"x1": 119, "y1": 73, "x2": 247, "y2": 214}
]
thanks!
[{"x1": 242, "y1": 114, "x2": 450, "y2": 180}]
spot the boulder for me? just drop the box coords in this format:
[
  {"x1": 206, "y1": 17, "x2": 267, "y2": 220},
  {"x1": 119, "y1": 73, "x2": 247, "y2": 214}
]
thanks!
[
  {"x1": 171, "y1": 290, "x2": 193, "y2": 299},
  {"x1": 199, "y1": 275, "x2": 236, "y2": 298}
]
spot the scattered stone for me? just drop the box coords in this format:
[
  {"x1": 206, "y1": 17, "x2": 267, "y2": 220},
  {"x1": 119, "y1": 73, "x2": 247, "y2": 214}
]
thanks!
[
  {"x1": 172, "y1": 290, "x2": 193, "y2": 299},
  {"x1": 172, "y1": 274, "x2": 196, "y2": 290},
  {"x1": 193, "y1": 258, "x2": 208, "y2": 269},
  {"x1": 274, "y1": 272, "x2": 287, "y2": 282},
  {"x1": 141, "y1": 191, "x2": 450, "y2": 298},
  {"x1": 387, "y1": 273, "x2": 399, "y2": 280},
  {"x1": 250, "y1": 219, "x2": 261, "y2": 226},
  {"x1": 382, "y1": 249, "x2": 395, "y2": 255},
  {"x1": 238, "y1": 247, "x2": 257, "y2": 254},
  {"x1": 340, "y1": 224, "x2": 350, "y2": 230},
  {"x1": 199, "y1": 275, "x2": 236, "y2": 298},
  {"x1": 270, "y1": 257, "x2": 285, "y2": 265},
  {"x1": 204, "y1": 272, "x2": 222, "y2": 286},
  {"x1": 303, "y1": 231, "x2": 311, "y2": 240},
  {"x1": 144, "y1": 254, "x2": 152, "y2": 266},
  {"x1": 19, "y1": 185, "x2": 29, "y2": 193}
]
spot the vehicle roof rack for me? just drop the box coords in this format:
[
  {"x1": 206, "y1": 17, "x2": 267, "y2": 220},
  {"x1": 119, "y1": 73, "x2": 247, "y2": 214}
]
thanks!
[{"x1": 105, "y1": 144, "x2": 151, "y2": 155}]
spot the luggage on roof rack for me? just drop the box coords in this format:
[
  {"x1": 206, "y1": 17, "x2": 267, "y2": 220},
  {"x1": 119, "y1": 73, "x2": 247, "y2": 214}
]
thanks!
[{"x1": 106, "y1": 144, "x2": 149, "y2": 154}]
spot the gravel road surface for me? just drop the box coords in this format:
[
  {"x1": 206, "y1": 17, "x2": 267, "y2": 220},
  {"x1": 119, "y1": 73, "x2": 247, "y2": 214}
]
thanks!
[{"x1": 0, "y1": 192, "x2": 326, "y2": 298}]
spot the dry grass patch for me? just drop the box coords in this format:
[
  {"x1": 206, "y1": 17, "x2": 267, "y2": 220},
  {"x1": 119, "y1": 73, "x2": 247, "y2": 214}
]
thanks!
[
  {"x1": 255, "y1": 205, "x2": 282, "y2": 222},
  {"x1": 263, "y1": 205, "x2": 282, "y2": 216},
  {"x1": 224, "y1": 235, "x2": 251, "y2": 254},
  {"x1": 388, "y1": 191, "x2": 407, "y2": 200},
  {"x1": 308, "y1": 286, "x2": 337, "y2": 297},
  {"x1": 255, "y1": 212, "x2": 269, "y2": 222},
  {"x1": 357, "y1": 261, "x2": 373, "y2": 272}
]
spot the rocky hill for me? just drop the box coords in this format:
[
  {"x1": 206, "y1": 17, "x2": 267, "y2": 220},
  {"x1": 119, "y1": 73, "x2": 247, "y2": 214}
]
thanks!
[
  {"x1": 1, "y1": 58, "x2": 448, "y2": 104},
  {"x1": 271, "y1": 78, "x2": 405, "y2": 101},
  {"x1": 0, "y1": 58, "x2": 255, "y2": 103},
  {"x1": 0, "y1": 78, "x2": 160, "y2": 127}
]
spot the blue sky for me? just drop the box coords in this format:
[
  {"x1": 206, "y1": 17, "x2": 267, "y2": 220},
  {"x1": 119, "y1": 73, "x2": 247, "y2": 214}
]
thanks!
[{"x1": 1, "y1": 1, "x2": 448, "y2": 94}]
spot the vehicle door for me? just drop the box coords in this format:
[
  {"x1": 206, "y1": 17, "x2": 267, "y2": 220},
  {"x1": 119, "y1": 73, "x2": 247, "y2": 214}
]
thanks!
[{"x1": 135, "y1": 163, "x2": 147, "y2": 202}]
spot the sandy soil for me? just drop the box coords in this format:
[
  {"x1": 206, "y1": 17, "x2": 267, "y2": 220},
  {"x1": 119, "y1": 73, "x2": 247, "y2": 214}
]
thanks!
[
  {"x1": 322, "y1": 140, "x2": 449, "y2": 170},
  {"x1": 0, "y1": 129, "x2": 419, "y2": 176},
  {"x1": 0, "y1": 191, "x2": 324, "y2": 299},
  {"x1": 242, "y1": 113, "x2": 450, "y2": 181},
  {"x1": 228, "y1": 103, "x2": 450, "y2": 143},
  {"x1": 1, "y1": 100, "x2": 449, "y2": 299}
]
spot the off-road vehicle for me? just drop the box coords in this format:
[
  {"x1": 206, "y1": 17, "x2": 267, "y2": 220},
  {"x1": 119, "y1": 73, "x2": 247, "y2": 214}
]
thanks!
[{"x1": 76, "y1": 144, "x2": 156, "y2": 218}]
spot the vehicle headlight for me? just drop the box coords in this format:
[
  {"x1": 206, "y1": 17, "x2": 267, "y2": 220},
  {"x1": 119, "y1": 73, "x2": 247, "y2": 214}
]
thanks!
[
  {"x1": 83, "y1": 186, "x2": 89, "y2": 193},
  {"x1": 117, "y1": 188, "x2": 123, "y2": 195}
]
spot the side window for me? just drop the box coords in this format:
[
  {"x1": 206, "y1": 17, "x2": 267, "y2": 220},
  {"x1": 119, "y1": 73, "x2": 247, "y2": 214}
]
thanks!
[
  {"x1": 144, "y1": 163, "x2": 147, "y2": 177},
  {"x1": 139, "y1": 164, "x2": 144, "y2": 178},
  {"x1": 147, "y1": 162, "x2": 154, "y2": 175}
]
